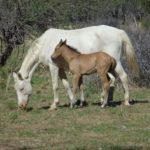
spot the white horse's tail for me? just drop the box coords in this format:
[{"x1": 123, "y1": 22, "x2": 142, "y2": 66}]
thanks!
[
  {"x1": 121, "y1": 31, "x2": 139, "y2": 74},
  {"x1": 108, "y1": 73, "x2": 115, "y2": 87}
]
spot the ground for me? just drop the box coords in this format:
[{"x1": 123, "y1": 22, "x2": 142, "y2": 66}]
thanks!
[{"x1": 0, "y1": 67, "x2": 150, "y2": 150}]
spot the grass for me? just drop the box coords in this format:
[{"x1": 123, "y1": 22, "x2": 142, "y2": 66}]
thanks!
[{"x1": 0, "y1": 67, "x2": 150, "y2": 150}]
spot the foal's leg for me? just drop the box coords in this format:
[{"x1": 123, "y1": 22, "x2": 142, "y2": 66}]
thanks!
[
  {"x1": 115, "y1": 62, "x2": 130, "y2": 105},
  {"x1": 71, "y1": 74, "x2": 80, "y2": 108},
  {"x1": 79, "y1": 76, "x2": 85, "y2": 107},
  {"x1": 49, "y1": 64, "x2": 59, "y2": 110},
  {"x1": 101, "y1": 81, "x2": 110, "y2": 108},
  {"x1": 98, "y1": 72, "x2": 110, "y2": 108},
  {"x1": 100, "y1": 87, "x2": 105, "y2": 104},
  {"x1": 107, "y1": 73, "x2": 116, "y2": 103},
  {"x1": 58, "y1": 69, "x2": 74, "y2": 105}
]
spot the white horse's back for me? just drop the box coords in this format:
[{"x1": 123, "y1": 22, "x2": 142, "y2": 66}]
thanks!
[{"x1": 38, "y1": 25, "x2": 123, "y2": 64}]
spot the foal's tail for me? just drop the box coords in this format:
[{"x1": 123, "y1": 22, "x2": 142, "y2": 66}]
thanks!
[
  {"x1": 109, "y1": 57, "x2": 116, "y2": 75},
  {"x1": 107, "y1": 73, "x2": 115, "y2": 87},
  {"x1": 108, "y1": 57, "x2": 116, "y2": 87},
  {"x1": 121, "y1": 31, "x2": 139, "y2": 75}
]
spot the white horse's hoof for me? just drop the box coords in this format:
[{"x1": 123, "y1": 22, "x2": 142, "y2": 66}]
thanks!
[
  {"x1": 70, "y1": 105, "x2": 73, "y2": 109},
  {"x1": 49, "y1": 103, "x2": 59, "y2": 111},
  {"x1": 100, "y1": 99, "x2": 104, "y2": 104},
  {"x1": 101, "y1": 104, "x2": 105, "y2": 108},
  {"x1": 49, "y1": 106, "x2": 57, "y2": 111},
  {"x1": 124, "y1": 101, "x2": 130, "y2": 106}
]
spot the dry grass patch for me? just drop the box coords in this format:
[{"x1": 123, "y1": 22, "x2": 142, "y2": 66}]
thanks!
[{"x1": 0, "y1": 69, "x2": 150, "y2": 150}]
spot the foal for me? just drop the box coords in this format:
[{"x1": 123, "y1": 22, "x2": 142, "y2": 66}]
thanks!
[{"x1": 51, "y1": 40, "x2": 116, "y2": 108}]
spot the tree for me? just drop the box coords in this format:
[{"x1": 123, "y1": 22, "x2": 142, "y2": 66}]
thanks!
[{"x1": 0, "y1": 0, "x2": 25, "y2": 66}]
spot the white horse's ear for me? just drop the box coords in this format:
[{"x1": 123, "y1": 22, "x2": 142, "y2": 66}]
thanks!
[
  {"x1": 13, "y1": 72, "x2": 18, "y2": 79},
  {"x1": 13, "y1": 72, "x2": 23, "y2": 80},
  {"x1": 25, "y1": 75, "x2": 31, "y2": 81}
]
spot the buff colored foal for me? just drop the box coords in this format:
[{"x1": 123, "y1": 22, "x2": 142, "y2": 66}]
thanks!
[{"x1": 51, "y1": 40, "x2": 116, "y2": 108}]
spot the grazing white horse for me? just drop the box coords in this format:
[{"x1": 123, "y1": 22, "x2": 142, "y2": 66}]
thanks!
[{"x1": 13, "y1": 25, "x2": 139, "y2": 110}]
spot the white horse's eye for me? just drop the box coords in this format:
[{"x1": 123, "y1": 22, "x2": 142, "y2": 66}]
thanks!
[{"x1": 20, "y1": 88, "x2": 24, "y2": 91}]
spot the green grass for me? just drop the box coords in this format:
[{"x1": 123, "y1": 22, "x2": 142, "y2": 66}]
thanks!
[{"x1": 0, "y1": 67, "x2": 150, "y2": 150}]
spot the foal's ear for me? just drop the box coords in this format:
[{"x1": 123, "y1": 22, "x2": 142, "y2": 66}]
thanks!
[
  {"x1": 59, "y1": 39, "x2": 63, "y2": 44},
  {"x1": 59, "y1": 39, "x2": 64, "y2": 46},
  {"x1": 63, "y1": 39, "x2": 67, "y2": 44}
]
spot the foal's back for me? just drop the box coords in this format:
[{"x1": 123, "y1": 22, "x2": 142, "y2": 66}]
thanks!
[{"x1": 70, "y1": 51, "x2": 116, "y2": 75}]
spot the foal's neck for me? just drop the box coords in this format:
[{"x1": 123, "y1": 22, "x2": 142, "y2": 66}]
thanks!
[{"x1": 62, "y1": 46, "x2": 80, "y2": 63}]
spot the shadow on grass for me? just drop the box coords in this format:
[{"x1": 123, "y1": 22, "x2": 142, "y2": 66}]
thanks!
[
  {"x1": 26, "y1": 107, "x2": 33, "y2": 112},
  {"x1": 39, "y1": 106, "x2": 50, "y2": 110},
  {"x1": 36, "y1": 99, "x2": 149, "y2": 110},
  {"x1": 58, "y1": 100, "x2": 88, "y2": 109},
  {"x1": 0, "y1": 143, "x2": 39, "y2": 150},
  {"x1": 130, "y1": 99, "x2": 149, "y2": 105},
  {"x1": 16, "y1": 107, "x2": 33, "y2": 112},
  {"x1": 38, "y1": 104, "x2": 69, "y2": 110},
  {"x1": 91, "y1": 100, "x2": 122, "y2": 107},
  {"x1": 102, "y1": 145, "x2": 150, "y2": 150},
  {"x1": 92, "y1": 99, "x2": 149, "y2": 107}
]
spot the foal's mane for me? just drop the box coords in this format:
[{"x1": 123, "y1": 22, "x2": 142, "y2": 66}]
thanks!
[{"x1": 64, "y1": 43, "x2": 81, "y2": 54}]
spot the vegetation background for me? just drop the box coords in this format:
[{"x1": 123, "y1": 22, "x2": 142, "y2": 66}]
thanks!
[
  {"x1": 0, "y1": 0, "x2": 150, "y2": 87},
  {"x1": 0, "y1": 0, "x2": 150, "y2": 149}
]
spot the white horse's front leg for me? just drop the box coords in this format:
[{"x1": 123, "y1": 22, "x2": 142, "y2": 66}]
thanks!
[
  {"x1": 49, "y1": 64, "x2": 59, "y2": 110},
  {"x1": 58, "y1": 69, "x2": 74, "y2": 105}
]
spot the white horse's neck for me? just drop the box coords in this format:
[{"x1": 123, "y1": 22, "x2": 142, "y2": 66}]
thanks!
[{"x1": 19, "y1": 42, "x2": 40, "y2": 79}]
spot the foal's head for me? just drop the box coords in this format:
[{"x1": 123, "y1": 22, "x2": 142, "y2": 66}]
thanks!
[{"x1": 51, "y1": 39, "x2": 66, "y2": 59}]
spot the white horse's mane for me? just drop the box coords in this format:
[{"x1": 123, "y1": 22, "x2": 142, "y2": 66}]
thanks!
[{"x1": 18, "y1": 38, "x2": 41, "y2": 79}]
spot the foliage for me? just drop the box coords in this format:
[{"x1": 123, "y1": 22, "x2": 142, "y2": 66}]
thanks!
[{"x1": 0, "y1": 0, "x2": 150, "y2": 85}]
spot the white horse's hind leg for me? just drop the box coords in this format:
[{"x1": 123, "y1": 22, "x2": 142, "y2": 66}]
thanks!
[
  {"x1": 49, "y1": 64, "x2": 59, "y2": 110},
  {"x1": 115, "y1": 62, "x2": 130, "y2": 105}
]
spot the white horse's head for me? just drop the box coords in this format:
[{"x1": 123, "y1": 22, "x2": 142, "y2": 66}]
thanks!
[{"x1": 13, "y1": 72, "x2": 32, "y2": 109}]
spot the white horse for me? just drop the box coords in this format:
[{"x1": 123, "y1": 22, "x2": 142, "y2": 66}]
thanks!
[{"x1": 13, "y1": 25, "x2": 139, "y2": 110}]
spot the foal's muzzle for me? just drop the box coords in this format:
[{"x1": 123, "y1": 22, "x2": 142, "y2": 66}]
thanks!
[{"x1": 51, "y1": 56, "x2": 56, "y2": 60}]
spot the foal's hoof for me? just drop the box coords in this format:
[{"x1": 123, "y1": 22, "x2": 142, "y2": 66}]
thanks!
[
  {"x1": 80, "y1": 101, "x2": 88, "y2": 107},
  {"x1": 79, "y1": 103, "x2": 83, "y2": 108},
  {"x1": 70, "y1": 101, "x2": 78, "y2": 109},
  {"x1": 70, "y1": 104, "x2": 78, "y2": 109}
]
